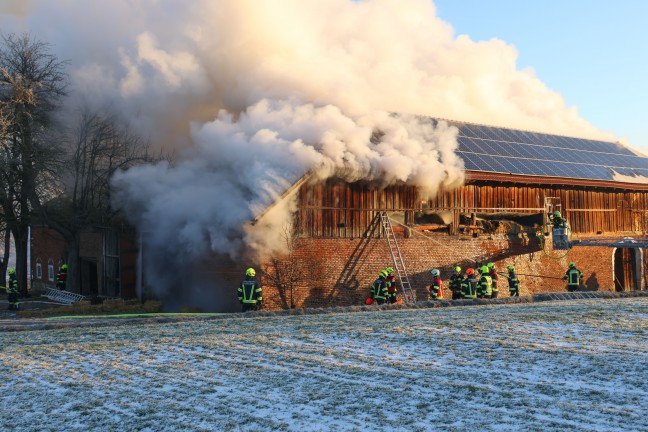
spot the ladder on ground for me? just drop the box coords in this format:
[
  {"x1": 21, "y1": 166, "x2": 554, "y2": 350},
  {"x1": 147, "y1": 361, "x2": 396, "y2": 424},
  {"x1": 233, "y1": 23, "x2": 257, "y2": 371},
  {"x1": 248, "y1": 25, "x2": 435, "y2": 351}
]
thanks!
[
  {"x1": 43, "y1": 288, "x2": 86, "y2": 305},
  {"x1": 544, "y1": 291, "x2": 599, "y2": 301},
  {"x1": 379, "y1": 212, "x2": 416, "y2": 304}
]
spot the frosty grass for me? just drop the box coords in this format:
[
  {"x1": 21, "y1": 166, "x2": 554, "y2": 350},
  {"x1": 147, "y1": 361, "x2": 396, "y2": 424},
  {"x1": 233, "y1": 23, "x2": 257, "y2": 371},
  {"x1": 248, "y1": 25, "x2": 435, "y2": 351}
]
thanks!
[{"x1": 1, "y1": 297, "x2": 647, "y2": 431}]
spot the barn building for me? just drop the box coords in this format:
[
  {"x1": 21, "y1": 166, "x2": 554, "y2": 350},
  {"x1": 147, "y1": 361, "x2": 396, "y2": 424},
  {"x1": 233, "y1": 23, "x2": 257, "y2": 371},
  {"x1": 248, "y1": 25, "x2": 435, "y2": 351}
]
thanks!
[
  {"x1": 259, "y1": 119, "x2": 648, "y2": 310},
  {"x1": 30, "y1": 224, "x2": 138, "y2": 299},
  {"x1": 30, "y1": 119, "x2": 648, "y2": 311}
]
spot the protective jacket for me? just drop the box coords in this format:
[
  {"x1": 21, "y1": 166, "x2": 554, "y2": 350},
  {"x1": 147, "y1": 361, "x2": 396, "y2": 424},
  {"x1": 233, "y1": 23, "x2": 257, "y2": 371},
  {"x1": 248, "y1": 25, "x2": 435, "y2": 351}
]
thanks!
[
  {"x1": 429, "y1": 276, "x2": 443, "y2": 300},
  {"x1": 506, "y1": 271, "x2": 519, "y2": 296},
  {"x1": 489, "y1": 269, "x2": 499, "y2": 294},
  {"x1": 371, "y1": 277, "x2": 388, "y2": 300},
  {"x1": 385, "y1": 275, "x2": 398, "y2": 303},
  {"x1": 238, "y1": 276, "x2": 262, "y2": 305},
  {"x1": 56, "y1": 267, "x2": 67, "y2": 290},
  {"x1": 449, "y1": 273, "x2": 462, "y2": 299},
  {"x1": 461, "y1": 275, "x2": 478, "y2": 299},
  {"x1": 7, "y1": 273, "x2": 19, "y2": 310},
  {"x1": 550, "y1": 214, "x2": 567, "y2": 228},
  {"x1": 563, "y1": 268, "x2": 583, "y2": 289},
  {"x1": 478, "y1": 275, "x2": 493, "y2": 298}
]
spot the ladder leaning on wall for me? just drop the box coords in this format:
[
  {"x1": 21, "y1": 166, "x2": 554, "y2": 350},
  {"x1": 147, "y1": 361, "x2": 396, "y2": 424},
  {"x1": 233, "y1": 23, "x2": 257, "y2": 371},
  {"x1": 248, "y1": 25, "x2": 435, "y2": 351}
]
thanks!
[{"x1": 379, "y1": 212, "x2": 416, "y2": 304}]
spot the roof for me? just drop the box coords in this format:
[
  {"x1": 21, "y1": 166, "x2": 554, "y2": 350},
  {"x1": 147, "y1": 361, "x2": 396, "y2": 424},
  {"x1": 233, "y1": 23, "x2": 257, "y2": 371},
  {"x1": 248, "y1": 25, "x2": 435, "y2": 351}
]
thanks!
[{"x1": 449, "y1": 120, "x2": 648, "y2": 184}]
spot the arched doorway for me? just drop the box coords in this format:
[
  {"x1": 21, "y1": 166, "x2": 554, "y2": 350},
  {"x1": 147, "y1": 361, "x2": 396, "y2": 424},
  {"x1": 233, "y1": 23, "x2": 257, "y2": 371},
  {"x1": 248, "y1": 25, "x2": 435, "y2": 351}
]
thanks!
[{"x1": 613, "y1": 248, "x2": 639, "y2": 291}]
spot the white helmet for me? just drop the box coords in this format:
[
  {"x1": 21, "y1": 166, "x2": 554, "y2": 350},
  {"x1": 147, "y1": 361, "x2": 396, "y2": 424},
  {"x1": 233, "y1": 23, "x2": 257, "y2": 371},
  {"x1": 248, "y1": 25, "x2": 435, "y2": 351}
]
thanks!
[{"x1": 431, "y1": 269, "x2": 440, "y2": 277}]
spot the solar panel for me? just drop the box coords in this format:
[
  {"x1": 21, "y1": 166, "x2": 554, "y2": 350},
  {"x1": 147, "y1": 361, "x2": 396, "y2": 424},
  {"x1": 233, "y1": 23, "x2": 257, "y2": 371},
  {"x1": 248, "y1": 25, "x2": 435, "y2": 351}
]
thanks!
[{"x1": 449, "y1": 120, "x2": 648, "y2": 182}]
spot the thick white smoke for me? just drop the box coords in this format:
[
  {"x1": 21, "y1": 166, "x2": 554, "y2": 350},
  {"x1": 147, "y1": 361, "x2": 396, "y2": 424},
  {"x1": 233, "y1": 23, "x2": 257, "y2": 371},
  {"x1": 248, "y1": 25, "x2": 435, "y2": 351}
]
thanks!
[{"x1": 1, "y1": 0, "x2": 619, "y2": 306}]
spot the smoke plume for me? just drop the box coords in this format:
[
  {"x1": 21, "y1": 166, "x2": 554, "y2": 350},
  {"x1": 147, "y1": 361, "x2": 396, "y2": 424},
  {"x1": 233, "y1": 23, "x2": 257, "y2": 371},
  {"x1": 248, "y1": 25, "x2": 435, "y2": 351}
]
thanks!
[{"x1": 1, "y1": 0, "x2": 618, "y2": 307}]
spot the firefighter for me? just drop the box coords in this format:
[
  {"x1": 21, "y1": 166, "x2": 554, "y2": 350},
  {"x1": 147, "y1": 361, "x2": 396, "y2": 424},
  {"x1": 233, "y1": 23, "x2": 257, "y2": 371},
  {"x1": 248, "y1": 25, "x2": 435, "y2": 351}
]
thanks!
[
  {"x1": 461, "y1": 268, "x2": 478, "y2": 299},
  {"x1": 506, "y1": 265, "x2": 520, "y2": 297},
  {"x1": 370, "y1": 271, "x2": 389, "y2": 305},
  {"x1": 56, "y1": 263, "x2": 68, "y2": 290},
  {"x1": 549, "y1": 210, "x2": 567, "y2": 228},
  {"x1": 384, "y1": 267, "x2": 398, "y2": 304},
  {"x1": 6, "y1": 267, "x2": 20, "y2": 310},
  {"x1": 428, "y1": 269, "x2": 443, "y2": 300},
  {"x1": 449, "y1": 266, "x2": 463, "y2": 300},
  {"x1": 487, "y1": 262, "x2": 499, "y2": 298},
  {"x1": 478, "y1": 266, "x2": 492, "y2": 299},
  {"x1": 237, "y1": 268, "x2": 263, "y2": 312},
  {"x1": 562, "y1": 262, "x2": 583, "y2": 292}
]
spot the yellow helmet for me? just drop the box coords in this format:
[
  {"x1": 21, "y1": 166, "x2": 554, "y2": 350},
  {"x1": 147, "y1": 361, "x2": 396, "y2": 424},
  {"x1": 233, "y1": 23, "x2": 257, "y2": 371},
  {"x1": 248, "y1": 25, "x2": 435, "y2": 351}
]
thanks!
[
  {"x1": 480, "y1": 266, "x2": 489, "y2": 274},
  {"x1": 61, "y1": 264, "x2": 68, "y2": 270},
  {"x1": 454, "y1": 266, "x2": 461, "y2": 273},
  {"x1": 246, "y1": 268, "x2": 256, "y2": 277},
  {"x1": 8, "y1": 267, "x2": 15, "y2": 275}
]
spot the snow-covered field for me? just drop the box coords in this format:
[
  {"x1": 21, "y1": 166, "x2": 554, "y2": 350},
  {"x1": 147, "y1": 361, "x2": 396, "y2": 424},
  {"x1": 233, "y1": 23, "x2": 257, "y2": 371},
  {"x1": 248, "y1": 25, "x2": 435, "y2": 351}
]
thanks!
[{"x1": 1, "y1": 298, "x2": 647, "y2": 432}]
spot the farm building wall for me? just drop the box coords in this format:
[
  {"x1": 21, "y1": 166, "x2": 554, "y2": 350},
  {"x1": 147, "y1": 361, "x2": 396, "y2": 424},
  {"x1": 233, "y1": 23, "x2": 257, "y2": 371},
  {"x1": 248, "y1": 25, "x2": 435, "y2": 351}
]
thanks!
[
  {"x1": 257, "y1": 234, "x2": 642, "y2": 311},
  {"x1": 298, "y1": 180, "x2": 648, "y2": 237},
  {"x1": 30, "y1": 225, "x2": 138, "y2": 299},
  {"x1": 30, "y1": 227, "x2": 66, "y2": 293},
  {"x1": 249, "y1": 178, "x2": 648, "y2": 311}
]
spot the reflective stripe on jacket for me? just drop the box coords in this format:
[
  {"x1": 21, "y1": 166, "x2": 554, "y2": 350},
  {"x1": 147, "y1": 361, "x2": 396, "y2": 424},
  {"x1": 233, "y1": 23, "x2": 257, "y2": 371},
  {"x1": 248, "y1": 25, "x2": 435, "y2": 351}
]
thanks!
[
  {"x1": 461, "y1": 276, "x2": 478, "y2": 298},
  {"x1": 566, "y1": 268, "x2": 582, "y2": 286},
  {"x1": 371, "y1": 278, "x2": 388, "y2": 299},
  {"x1": 238, "y1": 278, "x2": 262, "y2": 304}
]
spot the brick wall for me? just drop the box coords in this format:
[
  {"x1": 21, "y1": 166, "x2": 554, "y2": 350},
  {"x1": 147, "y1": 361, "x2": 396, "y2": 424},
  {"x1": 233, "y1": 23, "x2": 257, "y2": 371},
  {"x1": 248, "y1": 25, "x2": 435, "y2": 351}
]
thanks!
[
  {"x1": 30, "y1": 227, "x2": 66, "y2": 293},
  {"x1": 257, "y1": 233, "x2": 623, "y2": 311}
]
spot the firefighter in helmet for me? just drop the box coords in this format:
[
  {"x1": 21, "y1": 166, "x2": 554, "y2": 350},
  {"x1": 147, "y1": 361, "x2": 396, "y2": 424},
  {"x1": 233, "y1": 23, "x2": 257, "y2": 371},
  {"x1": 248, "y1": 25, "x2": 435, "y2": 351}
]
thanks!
[
  {"x1": 6, "y1": 267, "x2": 20, "y2": 310},
  {"x1": 487, "y1": 262, "x2": 499, "y2": 298},
  {"x1": 549, "y1": 210, "x2": 567, "y2": 228},
  {"x1": 384, "y1": 267, "x2": 398, "y2": 304},
  {"x1": 238, "y1": 268, "x2": 263, "y2": 312},
  {"x1": 370, "y1": 271, "x2": 389, "y2": 305},
  {"x1": 506, "y1": 265, "x2": 520, "y2": 297},
  {"x1": 461, "y1": 268, "x2": 478, "y2": 299},
  {"x1": 428, "y1": 269, "x2": 443, "y2": 300},
  {"x1": 56, "y1": 263, "x2": 68, "y2": 290},
  {"x1": 478, "y1": 266, "x2": 493, "y2": 299},
  {"x1": 449, "y1": 266, "x2": 462, "y2": 300},
  {"x1": 562, "y1": 262, "x2": 583, "y2": 292}
]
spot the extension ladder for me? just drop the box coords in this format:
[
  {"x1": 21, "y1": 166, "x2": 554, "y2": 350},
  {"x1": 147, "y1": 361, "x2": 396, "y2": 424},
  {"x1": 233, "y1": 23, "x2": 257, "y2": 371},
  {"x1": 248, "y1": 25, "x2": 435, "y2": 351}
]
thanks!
[{"x1": 380, "y1": 212, "x2": 416, "y2": 304}]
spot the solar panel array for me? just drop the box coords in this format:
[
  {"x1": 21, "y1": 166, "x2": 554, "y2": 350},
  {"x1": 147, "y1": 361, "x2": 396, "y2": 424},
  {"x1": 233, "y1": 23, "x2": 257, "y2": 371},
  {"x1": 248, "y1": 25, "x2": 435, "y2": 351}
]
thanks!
[{"x1": 451, "y1": 122, "x2": 648, "y2": 182}]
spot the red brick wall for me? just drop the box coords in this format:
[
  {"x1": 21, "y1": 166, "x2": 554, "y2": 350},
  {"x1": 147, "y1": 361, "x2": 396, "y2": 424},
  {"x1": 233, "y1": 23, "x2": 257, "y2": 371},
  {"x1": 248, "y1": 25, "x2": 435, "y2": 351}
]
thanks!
[
  {"x1": 30, "y1": 227, "x2": 66, "y2": 293},
  {"x1": 31, "y1": 226, "x2": 140, "y2": 299},
  {"x1": 258, "y1": 233, "x2": 620, "y2": 310}
]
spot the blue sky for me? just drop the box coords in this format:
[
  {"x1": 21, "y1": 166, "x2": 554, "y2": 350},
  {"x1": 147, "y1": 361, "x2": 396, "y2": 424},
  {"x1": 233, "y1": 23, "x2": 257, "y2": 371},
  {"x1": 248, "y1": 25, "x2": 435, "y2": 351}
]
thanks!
[{"x1": 433, "y1": 0, "x2": 648, "y2": 151}]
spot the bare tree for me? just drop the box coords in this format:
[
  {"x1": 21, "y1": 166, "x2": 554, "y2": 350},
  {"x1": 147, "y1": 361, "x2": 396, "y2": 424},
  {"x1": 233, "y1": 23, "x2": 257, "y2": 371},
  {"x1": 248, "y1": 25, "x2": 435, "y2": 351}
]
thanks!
[
  {"x1": 263, "y1": 218, "x2": 326, "y2": 309},
  {"x1": 263, "y1": 223, "x2": 305, "y2": 309},
  {"x1": 40, "y1": 107, "x2": 154, "y2": 293},
  {"x1": 0, "y1": 83, "x2": 10, "y2": 288},
  {"x1": 0, "y1": 33, "x2": 68, "y2": 295}
]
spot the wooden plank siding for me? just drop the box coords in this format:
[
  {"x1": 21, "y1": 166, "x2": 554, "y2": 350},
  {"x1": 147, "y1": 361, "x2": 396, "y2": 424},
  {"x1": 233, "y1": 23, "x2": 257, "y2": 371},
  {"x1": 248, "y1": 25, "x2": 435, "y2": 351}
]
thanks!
[{"x1": 297, "y1": 179, "x2": 648, "y2": 238}]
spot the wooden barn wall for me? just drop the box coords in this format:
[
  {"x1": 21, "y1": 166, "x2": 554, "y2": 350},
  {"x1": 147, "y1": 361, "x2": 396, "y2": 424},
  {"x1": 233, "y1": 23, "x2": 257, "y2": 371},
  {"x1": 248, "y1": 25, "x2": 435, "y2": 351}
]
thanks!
[{"x1": 297, "y1": 180, "x2": 648, "y2": 237}]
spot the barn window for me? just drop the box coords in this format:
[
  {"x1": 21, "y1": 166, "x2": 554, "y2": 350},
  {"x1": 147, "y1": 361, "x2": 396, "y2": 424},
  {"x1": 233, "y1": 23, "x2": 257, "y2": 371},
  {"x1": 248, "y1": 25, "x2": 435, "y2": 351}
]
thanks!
[
  {"x1": 35, "y1": 260, "x2": 42, "y2": 280},
  {"x1": 47, "y1": 259, "x2": 55, "y2": 282}
]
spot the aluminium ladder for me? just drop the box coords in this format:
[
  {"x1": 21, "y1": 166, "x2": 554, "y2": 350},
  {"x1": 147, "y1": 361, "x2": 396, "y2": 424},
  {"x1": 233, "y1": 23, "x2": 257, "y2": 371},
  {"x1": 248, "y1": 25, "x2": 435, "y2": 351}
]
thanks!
[
  {"x1": 43, "y1": 288, "x2": 86, "y2": 305},
  {"x1": 379, "y1": 212, "x2": 416, "y2": 304}
]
